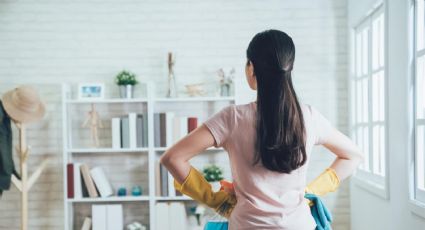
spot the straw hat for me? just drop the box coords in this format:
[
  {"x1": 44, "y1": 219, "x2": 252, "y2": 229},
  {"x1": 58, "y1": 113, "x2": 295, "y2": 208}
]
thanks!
[{"x1": 1, "y1": 85, "x2": 46, "y2": 123}]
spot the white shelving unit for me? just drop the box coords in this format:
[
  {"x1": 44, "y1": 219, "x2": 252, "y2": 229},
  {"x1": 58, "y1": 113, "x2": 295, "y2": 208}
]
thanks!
[{"x1": 62, "y1": 83, "x2": 236, "y2": 230}]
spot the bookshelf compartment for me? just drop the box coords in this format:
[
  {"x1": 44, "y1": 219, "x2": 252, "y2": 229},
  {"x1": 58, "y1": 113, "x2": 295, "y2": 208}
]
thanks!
[
  {"x1": 73, "y1": 202, "x2": 150, "y2": 230},
  {"x1": 70, "y1": 153, "x2": 150, "y2": 198},
  {"x1": 153, "y1": 200, "x2": 216, "y2": 230},
  {"x1": 66, "y1": 102, "x2": 149, "y2": 149}
]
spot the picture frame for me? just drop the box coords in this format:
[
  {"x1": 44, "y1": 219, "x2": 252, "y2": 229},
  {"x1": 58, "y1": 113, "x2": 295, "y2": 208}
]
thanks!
[{"x1": 78, "y1": 83, "x2": 105, "y2": 100}]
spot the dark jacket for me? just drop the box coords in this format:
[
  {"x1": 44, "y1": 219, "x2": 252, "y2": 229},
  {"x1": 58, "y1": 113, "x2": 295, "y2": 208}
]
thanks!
[{"x1": 0, "y1": 100, "x2": 14, "y2": 195}]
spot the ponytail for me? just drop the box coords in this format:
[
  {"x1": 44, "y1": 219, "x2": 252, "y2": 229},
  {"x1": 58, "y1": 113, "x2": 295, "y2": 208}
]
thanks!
[{"x1": 248, "y1": 30, "x2": 306, "y2": 174}]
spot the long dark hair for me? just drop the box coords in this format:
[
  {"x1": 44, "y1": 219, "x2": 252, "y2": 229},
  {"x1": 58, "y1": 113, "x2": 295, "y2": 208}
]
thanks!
[{"x1": 247, "y1": 29, "x2": 306, "y2": 174}]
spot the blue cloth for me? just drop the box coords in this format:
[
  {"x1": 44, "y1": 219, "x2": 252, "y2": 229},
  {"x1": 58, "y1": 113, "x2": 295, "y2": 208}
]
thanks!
[
  {"x1": 204, "y1": 221, "x2": 228, "y2": 230},
  {"x1": 305, "y1": 193, "x2": 333, "y2": 230}
]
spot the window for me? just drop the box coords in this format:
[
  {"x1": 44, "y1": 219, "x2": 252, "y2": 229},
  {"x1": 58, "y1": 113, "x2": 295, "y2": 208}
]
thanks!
[
  {"x1": 352, "y1": 5, "x2": 387, "y2": 188},
  {"x1": 415, "y1": 0, "x2": 425, "y2": 204}
]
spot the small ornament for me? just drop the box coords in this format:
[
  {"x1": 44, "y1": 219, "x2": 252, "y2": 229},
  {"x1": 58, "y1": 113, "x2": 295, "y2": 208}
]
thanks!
[
  {"x1": 131, "y1": 186, "x2": 142, "y2": 196},
  {"x1": 81, "y1": 104, "x2": 103, "y2": 147},
  {"x1": 185, "y1": 83, "x2": 206, "y2": 97},
  {"x1": 167, "y1": 52, "x2": 178, "y2": 98},
  {"x1": 217, "y1": 68, "x2": 235, "y2": 97},
  {"x1": 117, "y1": 187, "x2": 127, "y2": 196}
]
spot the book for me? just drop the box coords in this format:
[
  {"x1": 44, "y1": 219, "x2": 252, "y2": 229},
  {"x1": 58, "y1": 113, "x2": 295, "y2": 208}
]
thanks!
[
  {"x1": 142, "y1": 114, "x2": 148, "y2": 147},
  {"x1": 136, "y1": 114, "x2": 144, "y2": 148},
  {"x1": 169, "y1": 202, "x2": 187, "y2": 230},
  {"x1": 81, "y1": 173, "x2": 89, "y2": 198},
  {"x1": 172, "y1": 117, "x2": 181, "y2": 145},
  {"x1": 121, "y1": 116, "x2": 130, "y2": 148},
  {"x1": 160, "y1": 113, "x2": 166, "y2": 147},
  {"x1": 179, "y1": 117, "x2": 188, "y2": 138},
  {"x1": 160, "y1": 164, "x2": 168, "y2": 196},
  {"x1": 92, "y1": 205, "x2": 107, "y2": 230},
  {"x1": 155, "y1": 203, "x2": 170, "y2": 230},
  {"x1": 111, "y1": 118, "x2": 121, "y2": 149},
  {"x1": 165, "y1": 112, "x2": 175, "y2": 147},
  {"x1": 67, "y1": 163, "x2": 74, "y2": 198},
  {"x1": 168, "y1": 171, "x2": 176, "y2": 197},
  {"x1": 73, "y1": 162, "x2": 83, "y2": 199},
  {"x1": 154, "y1": 113, "x2": 161, "y2": 147},
  {"x1": 80, "y1": 164, "x2": 99, "y2": 198},
  {"x1": 80, "y1": 217, "x2": 91, "y2": 230},
  {"x1": 129, "y1": 113, "x2": 137, "y2": 149},
  {"x1": 188, "y1": 117, "x2": 198, "y2": 133},
  {"x1": 106, "y1": 205, "x2": 123, "y2": 230},
  {"x1": 155, "y1": 161, "x2": 162, "y2": 196},
  {"x1": 90, "y1": 167, "x2": 113, "y2": 198}
]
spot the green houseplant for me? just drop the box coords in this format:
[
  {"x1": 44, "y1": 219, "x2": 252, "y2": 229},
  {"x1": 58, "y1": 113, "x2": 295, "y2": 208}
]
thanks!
[
  {"x1": 115, "y1": 70, "x2": 138, "y2": 98},
  {"x1": 203, "y1": 165, "x2": 224, "y2": 192}
]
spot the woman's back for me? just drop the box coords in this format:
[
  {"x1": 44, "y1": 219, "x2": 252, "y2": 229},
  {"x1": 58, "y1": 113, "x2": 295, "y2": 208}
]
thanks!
[
  {"x1": 205, "y1": 102, "x2": 333, "y2": 229},
  {"x1": 160, "y1": 29, "x2": 362, "y2": 230}
]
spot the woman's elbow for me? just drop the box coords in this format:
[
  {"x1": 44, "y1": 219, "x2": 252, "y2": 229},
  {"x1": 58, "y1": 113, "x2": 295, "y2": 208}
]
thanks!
[
  {"x1": 159, "y1": 152, "x2": 172, "y2": 167},
  {"x1": 159, "y1": 151, "x2": 182, "y2": 168}
]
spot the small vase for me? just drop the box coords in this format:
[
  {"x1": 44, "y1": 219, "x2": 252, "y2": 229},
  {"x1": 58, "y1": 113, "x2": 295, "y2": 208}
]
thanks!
[
  {"x1": 119, "y1": 85, "x2": 134, "y2": 98},
  {"x1": 220, "y1": 84, "x2": 231, "y2": 97}
]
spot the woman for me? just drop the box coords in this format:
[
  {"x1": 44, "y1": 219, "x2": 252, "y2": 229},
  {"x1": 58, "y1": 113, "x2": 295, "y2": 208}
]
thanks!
[{"x1": 160, "y1": 29, "x2": 363, "y2": 230}]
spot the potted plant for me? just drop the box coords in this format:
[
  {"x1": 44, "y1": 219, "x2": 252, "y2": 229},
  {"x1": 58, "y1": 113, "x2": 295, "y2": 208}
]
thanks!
[
  {"x1": 203, "y1": 165, "x2": 224, "y2": 192},
  {"x1": 115, "y1": 70, "x2": 138, "y2": 98}
]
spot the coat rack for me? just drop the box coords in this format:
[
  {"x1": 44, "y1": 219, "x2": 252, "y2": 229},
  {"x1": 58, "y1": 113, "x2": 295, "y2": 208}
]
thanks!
[{"x1": 10, "y1": 123, "x2": 49, "y2": 230}]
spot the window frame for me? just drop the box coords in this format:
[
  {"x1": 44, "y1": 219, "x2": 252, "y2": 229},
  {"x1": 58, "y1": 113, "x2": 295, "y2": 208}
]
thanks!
[
  {"x1": 409, "y1": 0, "x2": 425, "y2": 219},
  {"x1": 413, "y1": 0, "x2": 425, "y2": 206},
  {"x1": 350, "y1": 2, "x2": 390, "y2": 199}
]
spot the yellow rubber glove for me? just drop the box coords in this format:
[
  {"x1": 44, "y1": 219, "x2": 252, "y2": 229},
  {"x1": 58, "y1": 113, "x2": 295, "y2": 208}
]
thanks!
[
  {"x1": 174, "y1": 167, "x2": 237, "y2": 218},
  {"x1": 305, "y1": 168, "x2": 340, "y2": 196}
]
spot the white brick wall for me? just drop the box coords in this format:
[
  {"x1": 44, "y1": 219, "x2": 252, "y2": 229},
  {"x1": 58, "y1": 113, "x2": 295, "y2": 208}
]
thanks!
[{"x1": 0, "y1": 0, "x2": 349, "y2": 229}]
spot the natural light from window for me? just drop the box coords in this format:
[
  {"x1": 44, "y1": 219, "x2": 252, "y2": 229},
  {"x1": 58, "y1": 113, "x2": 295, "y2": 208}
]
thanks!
[
  {"x1": 352, "y1": 6, "x2": 386, "y2": 183},
  {"x1": 415, "y1": 0, "x2": 425, "y2": 202}
]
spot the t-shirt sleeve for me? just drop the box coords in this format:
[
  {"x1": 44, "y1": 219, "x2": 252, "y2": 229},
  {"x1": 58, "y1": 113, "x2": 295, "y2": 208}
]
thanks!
[
  {"x1": 203, "y1": 105, "x2": 235, "y2": 148},
  {"x1": 310, "y1": 106, "x2": 335, "y2": 145}
]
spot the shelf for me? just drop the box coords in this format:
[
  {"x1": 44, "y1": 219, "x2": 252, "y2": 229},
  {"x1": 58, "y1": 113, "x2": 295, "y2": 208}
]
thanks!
[
  {"x1": 154, "y1": 97, "x2": 235, "y2": 102},
  {"x1": 67, "y1": 148, "x2": 149, "y2": 153},
  {"x1": 155, "y1": 196, "x2": 192, "y2": 201},
  {"x1": 68, "y1": 196, "x2": 150, "y2": 203},
  {"x1": 66, "y1": 98, "x2": 148, "y2": 104},
  {"x1": 154, "y1": 147, "x2": 225, "y2": 152}
]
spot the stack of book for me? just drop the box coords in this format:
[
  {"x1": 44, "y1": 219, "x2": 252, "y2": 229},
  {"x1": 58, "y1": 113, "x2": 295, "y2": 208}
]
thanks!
[
  {"x1": 155, "y1": 202, "x2": 187, "y2": 230},
  {"x1": 111, "y1": 113, "x2": 148, "y2": 149},
  {"x1": 92, "y1": 204, "x2": 123, "y2": 230},
  {"x1": 154, "y1": 112, "x2": 198, "y2": 147},
  {"x1": 67, "y1": 163, "x2": 114, "y2": 199}
]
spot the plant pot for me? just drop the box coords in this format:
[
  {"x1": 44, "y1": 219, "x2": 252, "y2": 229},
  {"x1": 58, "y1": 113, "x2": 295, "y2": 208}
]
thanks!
[
  {"x1": 119, "y1": 85, "x2": 134, "y2": 99},
  {"x1": 210, "y1": 181, "x2": 221, "y2": 192}
]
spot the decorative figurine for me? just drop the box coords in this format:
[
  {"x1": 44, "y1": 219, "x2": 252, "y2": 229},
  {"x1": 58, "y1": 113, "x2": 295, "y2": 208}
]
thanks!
[
  {"x1": 217, "y1": 68, "x2": 235, "y2": 97},
  {"x1": 131, "y1": 185, "x2": 142, "y2": 196},
  {"x1": 82, "y1": 103, "x2": 103, "y2": 147},
  {"x1": 185, "y1": 83, "x2": 206, "y2": 97},
  {"x1": 117, "y1": 187, "x2": 127, "y2": 196},
  {"x1": 166, "y1": 52, "x2": 178, "y2": 98}
]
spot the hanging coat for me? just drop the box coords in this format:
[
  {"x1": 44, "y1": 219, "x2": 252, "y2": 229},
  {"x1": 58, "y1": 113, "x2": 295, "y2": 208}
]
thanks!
[{"x1": 0, "y1": 100, "x2": 14, "y2": 196}]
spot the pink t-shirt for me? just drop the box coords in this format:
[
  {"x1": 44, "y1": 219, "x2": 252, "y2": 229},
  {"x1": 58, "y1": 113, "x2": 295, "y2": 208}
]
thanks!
[{"x1": 204, "y1": 102, "x2": 334, "y2": 230}]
